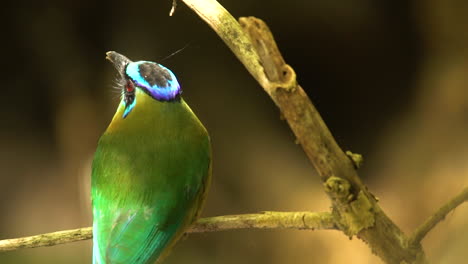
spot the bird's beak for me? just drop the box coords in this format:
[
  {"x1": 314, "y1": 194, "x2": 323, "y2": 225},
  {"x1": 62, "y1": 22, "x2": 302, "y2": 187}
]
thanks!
[{"x1": 106, "y1": 51, "x2": 131, "y2": 76}]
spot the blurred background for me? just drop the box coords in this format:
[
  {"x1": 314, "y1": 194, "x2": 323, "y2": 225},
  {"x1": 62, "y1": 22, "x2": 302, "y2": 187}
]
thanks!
[{"x1": 1, "y1": 0, "x2": 468, "y2": 263}]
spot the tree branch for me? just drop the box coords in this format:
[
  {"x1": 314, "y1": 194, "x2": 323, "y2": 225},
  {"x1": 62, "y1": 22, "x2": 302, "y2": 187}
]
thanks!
[
  {"x1": 410, "y1": 186, "x2": 468, "y2": 245},
  {"x1": 0, "y1": 211, "x2": 335, "y2": 252},
  {"x1": 179, "y1": 1, "x2": 430, "y2": 263}
]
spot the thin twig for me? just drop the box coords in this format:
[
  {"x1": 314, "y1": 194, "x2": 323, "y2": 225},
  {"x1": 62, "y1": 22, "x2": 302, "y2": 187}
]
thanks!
[
  {"x1": 169, "y1": 0, "x2": 177, "y2": 16},
  {"x1": 410, "y1": 186, "x2": 468, "y2": 245},
  {"x1": 0, "y1": 211, "x2": 335, "y2": 252}
]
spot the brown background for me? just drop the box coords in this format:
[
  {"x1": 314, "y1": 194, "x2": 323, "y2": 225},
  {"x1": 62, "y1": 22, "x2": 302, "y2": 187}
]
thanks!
[{"x1": 1, "y1": 0, "x2": 468, "y2": 263}]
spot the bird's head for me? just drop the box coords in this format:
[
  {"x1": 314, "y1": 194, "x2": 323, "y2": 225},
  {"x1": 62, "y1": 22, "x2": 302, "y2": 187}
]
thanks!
[{"x1": 106, "y1": 51, "x2": 182, "y2": 118}]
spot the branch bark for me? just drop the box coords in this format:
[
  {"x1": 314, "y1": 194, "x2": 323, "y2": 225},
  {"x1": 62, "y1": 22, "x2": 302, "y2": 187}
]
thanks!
[{"x1": 0, "y1": 211, "x2": 334, "y2": 252}]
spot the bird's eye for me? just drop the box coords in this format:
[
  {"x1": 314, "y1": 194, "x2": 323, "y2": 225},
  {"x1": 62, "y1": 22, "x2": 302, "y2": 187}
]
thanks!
[
  {"x1": 125, "y1": 80, "x2": 135, "y2": 93},
  {"x1": 123, "y1": 79, "x2": 136, "y2": 117}
]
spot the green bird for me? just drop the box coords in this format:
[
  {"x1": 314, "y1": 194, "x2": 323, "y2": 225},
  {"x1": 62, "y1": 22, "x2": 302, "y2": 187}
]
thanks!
[{"x1": 91, "y1": 51, "x2": 211, "y2": 264}]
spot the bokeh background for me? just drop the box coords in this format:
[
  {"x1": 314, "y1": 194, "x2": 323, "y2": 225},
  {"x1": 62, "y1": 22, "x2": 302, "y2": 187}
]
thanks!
[{"x1": 2, "y1": 0, "x2": 468, "y2": 263}]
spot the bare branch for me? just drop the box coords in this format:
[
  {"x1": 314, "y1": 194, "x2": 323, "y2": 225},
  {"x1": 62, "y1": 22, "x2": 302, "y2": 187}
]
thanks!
[
  {"x1": 179, "y1": 1, "x2": 429, "y2": 263},
  {"x1": 0, "y1": 227, "x2": 93, "y2": 252},
  {"x1": 190, "y1": 211, "x2": 336, "y2": 233},
  {"x1": 238, "y1": 18, "x2": 424, "y2": 264},
  {"x1": 410, "y1": 186, "x2": 468, "y2": 245},
  {"x1": 0, "y1": 211, "x2": 335, "y2": 252}
]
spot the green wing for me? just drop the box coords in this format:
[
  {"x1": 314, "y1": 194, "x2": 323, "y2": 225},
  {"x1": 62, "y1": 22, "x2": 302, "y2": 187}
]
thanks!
[{"x1": 92, "y1": 193, "x2": 188, "y2": 264}]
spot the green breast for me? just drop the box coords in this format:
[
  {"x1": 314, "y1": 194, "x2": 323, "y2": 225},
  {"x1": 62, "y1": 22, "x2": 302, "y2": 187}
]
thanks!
[{"x1": 92, "y1": 90, "x2": 211, "y2": 264}]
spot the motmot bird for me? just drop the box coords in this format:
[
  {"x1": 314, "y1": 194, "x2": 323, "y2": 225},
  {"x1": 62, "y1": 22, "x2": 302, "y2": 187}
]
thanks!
[{"x1": 91, "y1": 51, "x2": 211, "y2": 264}]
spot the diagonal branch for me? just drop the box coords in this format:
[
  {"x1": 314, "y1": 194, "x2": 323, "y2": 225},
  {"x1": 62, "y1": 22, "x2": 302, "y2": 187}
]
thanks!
[
  {"x1": 0, "y1": 211, "x2": 335, "y2": 252},
  {"x1": 179, "y1": 1, "x2": 429, "y2": 263},
  {"x1": 410, "y1": 186, "x2": 468, "y2": 245}
]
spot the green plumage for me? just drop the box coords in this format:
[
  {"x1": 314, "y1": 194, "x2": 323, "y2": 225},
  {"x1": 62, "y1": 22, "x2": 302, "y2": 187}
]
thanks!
[{"x1": 92, "y1": 78, "x2": 211, "y2": 263}]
